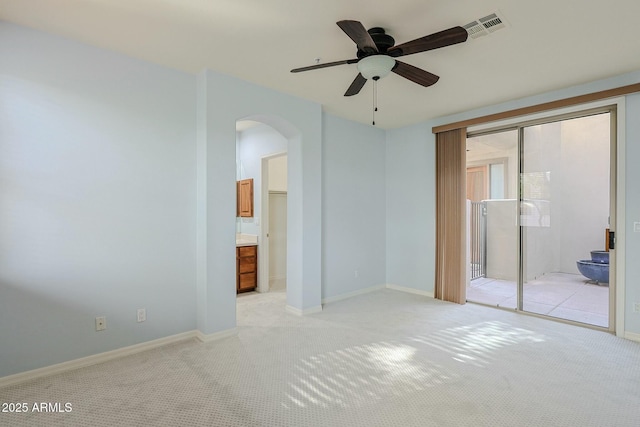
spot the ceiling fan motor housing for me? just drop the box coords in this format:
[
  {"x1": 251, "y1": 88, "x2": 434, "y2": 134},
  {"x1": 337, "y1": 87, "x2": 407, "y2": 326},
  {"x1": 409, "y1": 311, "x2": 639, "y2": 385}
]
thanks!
[
  {"x1": 355, "y1": 28, "x2": 396, "y2": 80},
  {"x1": 356, "y1": 27, "x2": 395, "y2": 57}
]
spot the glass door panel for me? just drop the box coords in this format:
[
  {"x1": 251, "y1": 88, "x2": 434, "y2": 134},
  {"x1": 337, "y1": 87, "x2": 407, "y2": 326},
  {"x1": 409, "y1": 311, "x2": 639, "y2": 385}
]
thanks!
[
  {"x1": 466, "y1": 130, "x2": 519, "y2": 309},
  {"x1": 521, "y1": 113, "x2": 610, "y2": 327}
]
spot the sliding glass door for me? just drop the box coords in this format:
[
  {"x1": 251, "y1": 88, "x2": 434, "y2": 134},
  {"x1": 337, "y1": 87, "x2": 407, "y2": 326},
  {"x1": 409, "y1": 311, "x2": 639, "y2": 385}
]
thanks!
[{"x1": 467, "y1": 111, "x2": 613, "y2": 328}]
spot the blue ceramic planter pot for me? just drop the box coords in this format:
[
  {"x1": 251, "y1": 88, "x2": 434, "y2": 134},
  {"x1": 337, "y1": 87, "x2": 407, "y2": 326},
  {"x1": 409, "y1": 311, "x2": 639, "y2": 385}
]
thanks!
[
  {"x1": 577, "y1": 260, "x2": 609, "y2": 284},
  {"x1": 590, "y1": 250, "x2": 609, "y2": 264}
]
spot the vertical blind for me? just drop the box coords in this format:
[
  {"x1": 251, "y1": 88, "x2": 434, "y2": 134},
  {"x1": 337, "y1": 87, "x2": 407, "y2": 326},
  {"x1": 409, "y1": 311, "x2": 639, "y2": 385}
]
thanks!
[{"x1": 435, "y1": 128, "x2": 467, "y2": 304}]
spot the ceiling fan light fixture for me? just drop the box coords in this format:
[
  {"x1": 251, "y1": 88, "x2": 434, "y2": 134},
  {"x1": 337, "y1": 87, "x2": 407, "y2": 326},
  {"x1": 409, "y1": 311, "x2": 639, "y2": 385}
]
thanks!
[{"x1": 357, "y1": 55, "x2": 396, "y2": 80}]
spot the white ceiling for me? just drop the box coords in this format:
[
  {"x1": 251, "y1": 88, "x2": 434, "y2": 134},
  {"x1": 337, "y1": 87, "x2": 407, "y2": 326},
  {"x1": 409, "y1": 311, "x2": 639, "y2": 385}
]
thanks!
[{"x1": 2, "y1": 0, "x2": 640, "y2": 129}]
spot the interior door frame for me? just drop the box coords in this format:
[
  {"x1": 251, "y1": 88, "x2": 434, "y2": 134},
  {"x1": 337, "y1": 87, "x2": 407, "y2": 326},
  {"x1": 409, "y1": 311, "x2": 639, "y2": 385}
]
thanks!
[
  {"x1": 465, "y1": 97, "x2": 625, "y2": 334},
  {"x1": 259, "y1": 151, "x2": 287, "y2": 293}
]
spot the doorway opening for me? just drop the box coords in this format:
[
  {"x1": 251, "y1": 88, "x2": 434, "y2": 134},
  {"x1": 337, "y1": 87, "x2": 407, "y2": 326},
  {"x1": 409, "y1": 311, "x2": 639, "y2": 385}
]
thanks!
[
  {"x1": 235, "y1": 120, "x2": 288, "y2": 298},
  {"x1": 262, "y1": 153, "x2": 288, "y2": 293},
  {"x1": 465, "y1": 110, "x2": 615, "y2": 329}
]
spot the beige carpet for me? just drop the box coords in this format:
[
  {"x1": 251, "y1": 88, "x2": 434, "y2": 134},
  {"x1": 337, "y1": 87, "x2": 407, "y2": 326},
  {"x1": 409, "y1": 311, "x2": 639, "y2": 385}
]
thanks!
[{"x1": 1, "y1": 289, "x2": 640, "y2": 426}]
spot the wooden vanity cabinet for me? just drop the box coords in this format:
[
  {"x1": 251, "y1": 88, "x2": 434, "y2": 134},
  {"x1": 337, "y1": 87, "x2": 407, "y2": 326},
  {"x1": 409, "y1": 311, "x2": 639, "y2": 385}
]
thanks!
[
  {"x1": 237, "y1": 178, "x2": 253, "y2": 217},
  {"x1": 237, "y1": 245, "x2": 257, "y2": 293}
]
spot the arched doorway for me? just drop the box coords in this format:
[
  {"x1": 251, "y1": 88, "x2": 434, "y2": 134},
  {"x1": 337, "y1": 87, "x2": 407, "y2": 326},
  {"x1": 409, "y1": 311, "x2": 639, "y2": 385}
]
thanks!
[{"x1": 234, "y1": 114, "x2": 314, "y2": 315}]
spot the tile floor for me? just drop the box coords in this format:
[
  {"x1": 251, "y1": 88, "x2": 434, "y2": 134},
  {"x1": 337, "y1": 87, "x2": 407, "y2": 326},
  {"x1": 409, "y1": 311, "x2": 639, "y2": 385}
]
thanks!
[{"x1": 467, "y1": 272, "x2": 609, "y2": 327}]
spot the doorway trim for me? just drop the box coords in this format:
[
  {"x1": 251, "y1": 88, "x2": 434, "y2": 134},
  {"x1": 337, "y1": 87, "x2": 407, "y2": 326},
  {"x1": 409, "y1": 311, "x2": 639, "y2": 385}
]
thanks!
[{"x1": 259, "y1": 151, "x2": 287, "y2": 293}]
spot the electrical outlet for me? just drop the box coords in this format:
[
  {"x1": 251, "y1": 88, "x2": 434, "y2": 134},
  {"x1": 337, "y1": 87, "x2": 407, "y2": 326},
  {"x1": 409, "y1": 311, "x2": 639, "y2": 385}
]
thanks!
[
  {"x1": 137, "y1": 308, "x2": 146, "y2": 323},
  {"x1": 634, "y1": 302, "x2": 640, "y2": 313},
  {"x1": 95, "y1": 316, "x2": 106, "y2": 331}
]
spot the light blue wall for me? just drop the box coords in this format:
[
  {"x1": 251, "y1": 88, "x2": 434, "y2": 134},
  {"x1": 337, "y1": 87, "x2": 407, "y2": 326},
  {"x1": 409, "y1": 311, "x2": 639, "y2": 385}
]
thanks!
[
  {"x1": 0, "y1": 22, "x2": 197, "y2": 377},
  {"x1": 385, "y1": 123, "x2": 435, "y2": 294},
  {"x1": 322, "y1": 114, "x2": 387, "y2": 300},
  {"x1": 385, "y1": 70, "x2": 640, "y2": 335},
  {"x1": 0, "y1": 21, "x2": 335, "y2": 375}
]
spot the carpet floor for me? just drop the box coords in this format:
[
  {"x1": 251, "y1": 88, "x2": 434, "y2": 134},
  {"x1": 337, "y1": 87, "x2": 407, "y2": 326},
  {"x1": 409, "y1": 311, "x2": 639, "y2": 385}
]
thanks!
[{"x1": 1, "y1": 289, "x2": 640, "y2": 426}]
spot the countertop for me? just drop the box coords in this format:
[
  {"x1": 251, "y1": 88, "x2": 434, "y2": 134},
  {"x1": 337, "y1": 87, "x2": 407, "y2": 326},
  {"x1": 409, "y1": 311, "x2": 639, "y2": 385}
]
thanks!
[{"x1": 236, "y1": 234, "x2": 258, "y2": 247}]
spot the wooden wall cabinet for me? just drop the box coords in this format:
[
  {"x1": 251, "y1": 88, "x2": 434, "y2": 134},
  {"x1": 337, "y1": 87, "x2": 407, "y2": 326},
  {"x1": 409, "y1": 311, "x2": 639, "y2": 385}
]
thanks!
[
  {"x1": 237, "y1": 245, "x2": 257, "y2": 293},
  {"x1": 237, "y1": 178, "x2": 253, "y2": 217}
]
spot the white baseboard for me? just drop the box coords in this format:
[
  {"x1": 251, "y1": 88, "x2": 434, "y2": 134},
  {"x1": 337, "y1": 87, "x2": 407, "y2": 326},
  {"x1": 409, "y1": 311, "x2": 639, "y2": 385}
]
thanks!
[
  {"x1": 386, "y1": 284, "x2": 435, "y2": 298},
  {"x1": 320, "y1": 284, "x2": 433, "y2": 306},
  {"x1": 286, "y1": 304, "x2": 323, "y2": 316},
  {"x1": 0, "y1": 331, "x2": 197, "y2": 388},
  {"x1": 624, "y1": 331, "x2": 640, "y2": 343},
  {"x1": 196, "y1": 327, "x2": 238, "y2": 343},
  {"x1": 321, "y1": 284, "x2": 386, "y2": 305}
]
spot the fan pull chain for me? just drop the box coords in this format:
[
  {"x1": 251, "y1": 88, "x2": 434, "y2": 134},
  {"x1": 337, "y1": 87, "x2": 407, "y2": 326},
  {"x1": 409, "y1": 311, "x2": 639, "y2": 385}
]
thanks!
[{"x1": 372, "y1": 77, "x2": 379, "y2": 126}]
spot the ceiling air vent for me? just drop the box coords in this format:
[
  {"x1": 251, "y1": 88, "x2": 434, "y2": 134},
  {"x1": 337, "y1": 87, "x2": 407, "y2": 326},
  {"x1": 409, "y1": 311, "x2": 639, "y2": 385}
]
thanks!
[
  {"x1": 463, "y1": 11, "x2": 507, "y2": 39},
  {"x1": 463, "y1": 21, "x2": 488, "y2": 39},
  {"x1": 479, "y1": 13, "x2": 505, "y2": 33}
]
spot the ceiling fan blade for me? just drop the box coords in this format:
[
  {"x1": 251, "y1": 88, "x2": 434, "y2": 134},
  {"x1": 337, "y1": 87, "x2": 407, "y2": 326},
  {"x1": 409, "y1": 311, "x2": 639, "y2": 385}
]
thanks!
[
  {"x1": 337, "y1": 20, "x2": 378, "y2": 54},
  {"x1": 291, "y1": 58, "x2": 358, "y2": 73},
  {"x1": 344, "y1": 73, "x2": 367, "y2": 96},
  {"x1": 388, "y1": 26, "x2": 468, "y2": 57},
  {"x1": 392, "y1": 61, "x2": 439, "y2": 87}
]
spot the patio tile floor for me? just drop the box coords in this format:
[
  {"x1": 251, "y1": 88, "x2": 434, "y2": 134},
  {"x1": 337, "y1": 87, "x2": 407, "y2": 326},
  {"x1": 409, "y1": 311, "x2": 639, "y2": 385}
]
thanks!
[{"x1": 467, "y1": 272, "x2": 609, "y2": 328}]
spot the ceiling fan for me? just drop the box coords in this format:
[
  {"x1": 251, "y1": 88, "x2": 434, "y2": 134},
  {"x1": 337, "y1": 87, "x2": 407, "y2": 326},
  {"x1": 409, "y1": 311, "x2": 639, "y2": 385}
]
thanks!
[{"x1": 291, "y1": 20, "x2": 469, "y2": 97}]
